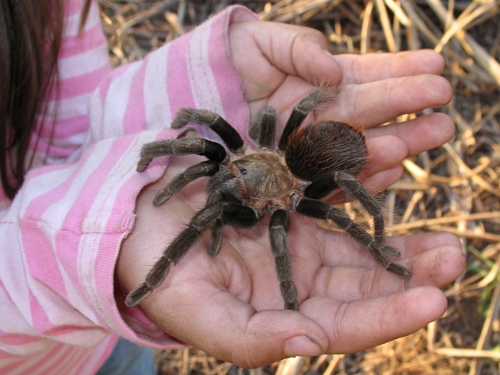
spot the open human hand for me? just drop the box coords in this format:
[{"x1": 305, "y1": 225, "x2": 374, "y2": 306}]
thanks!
[
  {"x1": 117, "y1": 19, "x2": 465, "y2": 368},
  {"x1": 230, "y1": 21, "x2": 455, "y2": 193}
]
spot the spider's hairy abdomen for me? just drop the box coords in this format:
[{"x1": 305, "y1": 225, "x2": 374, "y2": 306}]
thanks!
[
  {"x1": 285, "y1": 121, "x2": 367, "y2": 181},
  {"x1": 231, "y1": 153, "x2": 295, "y2": 199}
]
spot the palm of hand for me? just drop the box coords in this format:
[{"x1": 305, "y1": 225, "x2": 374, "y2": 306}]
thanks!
[
  {"x1": 123, "y1": 145, "x2": 457, "y2": 368},
  {"x1": 118, "y1": 20, "x2": 465, "y2": 368}
]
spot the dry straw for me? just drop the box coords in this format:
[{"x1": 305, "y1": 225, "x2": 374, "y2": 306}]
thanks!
[{"x1": 99, "y1": 0, "x2": 500, "y2": 374}]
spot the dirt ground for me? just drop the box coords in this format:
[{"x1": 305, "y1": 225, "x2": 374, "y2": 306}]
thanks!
[{"x1": 98, "y1": 0, "x2": 500, "y2": 374}]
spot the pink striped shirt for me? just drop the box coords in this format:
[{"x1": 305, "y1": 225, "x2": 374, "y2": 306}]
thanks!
[{"x1": 0, "y1": 1, "x2": 257, "y2": 373}]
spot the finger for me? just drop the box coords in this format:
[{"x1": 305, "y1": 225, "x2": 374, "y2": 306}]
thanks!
[
  {"x1": 333, "y1": 49, "x2": 445, "y2": 84},
  {"x1": 362, "y1": 134, "x2": 407, "y2": 179},
  {"x1": 405, "y1": 233, "x2": 466, "y2": 288},
  {"x1": 311, "y1": 233, "x2": 464, "y2": 301},
  {"x1": 361, "y1": 115, "x2": 454, "y2": 184},
  {"x1": 366, "y1": 112, "x2": 455, "y2": 157},
  {"x1": 251, "y1": 22, "x2": 343, "y2": 85},
  {"x1": 301, "y1": 286, "x2": 447, "y2": 353},
  {"x1": 288, "y1": 26, "x2": 343, "y2": 85},
  {"x1": 389, "y1": 231, "x2": 462, "y2": 259},
  {"x1": 360, "y1": 165, "x2": 404, "y2": 193},
  {"x1": 313, "y1": 231, "x2": 461, "y2": 276},
  {"x1": 331, "y1": 74, "x2": 452, "y2": 128},
  {"x1": 230, "y1": 21, "x2": 341, "y2": 113},
  {"x1": 145, "y1": 286, "x2": 328, "y2": 368}
]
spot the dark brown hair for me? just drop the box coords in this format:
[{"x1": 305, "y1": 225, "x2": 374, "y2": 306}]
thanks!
[{"x1": 0, "y1": 0, "x2": 91, "y2": 199}]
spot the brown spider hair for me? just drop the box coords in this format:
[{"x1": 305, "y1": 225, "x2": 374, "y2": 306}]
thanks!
[{"x1": 0, "y1": 0, "x2": 91, "y2": 199}]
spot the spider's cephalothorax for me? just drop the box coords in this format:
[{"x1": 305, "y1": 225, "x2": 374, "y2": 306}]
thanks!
[{"x1": 125, "y1": 89, "x2": 411, "y2": 310}]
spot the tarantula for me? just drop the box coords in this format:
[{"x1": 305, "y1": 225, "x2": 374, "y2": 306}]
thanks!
[{"x1": 125, "y1": 89, "x2": 411, "y2": 310}]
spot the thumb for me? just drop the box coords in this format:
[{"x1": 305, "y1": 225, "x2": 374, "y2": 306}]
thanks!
[
  {"x1": 288, "y1": 26, "x2": 343, "y2": 86},
  {"x1": 232, "y1": 21, "x2": 343, "y2": 88},
  {"x1": 146, "y1": 290, "x2": 328, "y2": 368},
  {"x1": 225, "y1": 308, "x2": 327, "y2": 367}
]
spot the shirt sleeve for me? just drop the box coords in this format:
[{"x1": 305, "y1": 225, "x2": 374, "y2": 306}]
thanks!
[{"x1": 0, "y1": 0, "x2": 259, "y2": 355}]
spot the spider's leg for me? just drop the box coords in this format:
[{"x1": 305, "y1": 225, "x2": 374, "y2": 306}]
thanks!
[
  {"x1": 208, "y1": 219, "x2": 223, "y2": 256},
  {"x1": 204, "y1": 192, "x2": 225, "y2": 256},
  {"x1": 218, "y1": 203, "x2": 299, "y2": 310},
  {"x1": 221, "y1": 201, "x2": 260, "y2": 227},
  {"x1": 172, "y1": 108, "x2": 244, "y2": 153},
  {"x1": 304, "y1": 174, "x2": 338, "y2": 200},
  {"x1": 125, "y1": 201, "x2": 223, "y2": 307},
  {"x1": 334, "y1": 171, "x2": 399, "y2": 257},
  {"x1": 207, "y1": 199, "x2": 260, "y2": 260},
  {"x1": 249, "y1": 106, "x2": 277, "y2": 149},
  {"x1": 153, "y1": 160, "x2": 220, "y2": 206},
  {"x1": 278, "y1": 88, "x2": 334, "y2": 151},
  {"x1": 205, "y1": 191, "x2": 257, "y2": 257},
  {"x1": 296, "y1": 198, "x2": 411, "y2": 279},
  {"x1": 304, "y1": 172, "x2": 398, "y2": 257},
  {"x1": 269, "y1": 209, "x2": 298, "y2": 310},
  {"x1": 137, "y1": 138, "x2": 227, "y2": 172}
]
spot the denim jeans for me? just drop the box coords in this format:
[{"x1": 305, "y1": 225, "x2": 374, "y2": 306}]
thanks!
[{"x1": 96, "y1": 338, "x2": 156, "y2": 375}]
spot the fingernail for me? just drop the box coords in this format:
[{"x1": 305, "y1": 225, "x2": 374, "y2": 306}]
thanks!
[{"x1": 284, "y1": 336, "x2": 322, "y2": 357}]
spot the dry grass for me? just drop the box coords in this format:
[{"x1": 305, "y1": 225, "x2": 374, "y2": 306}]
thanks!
[{"x1": 97, "y1": 0, "x2": 500, "y2": 374}]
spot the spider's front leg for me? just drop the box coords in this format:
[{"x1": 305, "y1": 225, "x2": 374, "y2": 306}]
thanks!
[
  {"x1": 172, "y1": 108, "x2": 244, "y2": 153},
  {"x1": 137, "y1": 138, "x2": 227, "y2": 172},
  {"x1": 278, "y1": 89, "x2": 335, "y2": 151},
  {"x1": 249, "y1": 106, "x2": 277, "y2": 150},
  {"x1": 296, "y1": 198, "x2": 411, "y2": 279},
  {"x1": 153, "y1": 160, "x2": 220, "y2": 206}
]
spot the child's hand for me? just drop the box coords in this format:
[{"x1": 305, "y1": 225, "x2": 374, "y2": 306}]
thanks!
[
  {"x1": 229, "y1": 21, "x2": 454, "y2": 194},
  {"x1": 117, "y1": 21, "x2": 464, "y2": 368}
]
